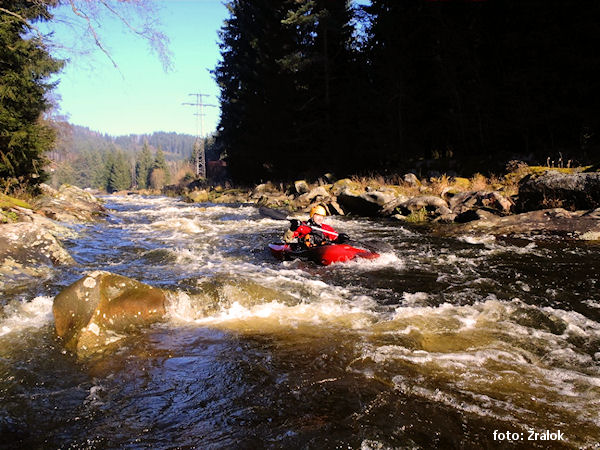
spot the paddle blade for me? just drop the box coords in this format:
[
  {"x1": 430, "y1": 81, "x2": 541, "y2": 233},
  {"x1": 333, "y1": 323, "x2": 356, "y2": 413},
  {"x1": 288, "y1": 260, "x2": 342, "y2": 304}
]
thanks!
[{"x1": 258, "y1": 206, "x2": 290, "y2": 221}]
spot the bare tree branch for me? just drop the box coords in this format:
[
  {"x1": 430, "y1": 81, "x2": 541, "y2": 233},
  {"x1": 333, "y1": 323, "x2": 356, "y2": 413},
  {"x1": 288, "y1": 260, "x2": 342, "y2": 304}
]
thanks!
[
  {"x1": 66, "y1": 0, "x2": 119, "y2": 68},
  {"x1": 1, "y1": 1, "x2": 172, "y2": 72},
  {"x1": 97, "y1": 0, "x2": 172, "y2": 71}
]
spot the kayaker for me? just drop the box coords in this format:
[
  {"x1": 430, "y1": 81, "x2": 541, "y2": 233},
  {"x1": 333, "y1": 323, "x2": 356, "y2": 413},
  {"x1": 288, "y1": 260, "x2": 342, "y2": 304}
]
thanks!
[{"x1": 283, "y1": 204, "x2": 349, "y2": 248}]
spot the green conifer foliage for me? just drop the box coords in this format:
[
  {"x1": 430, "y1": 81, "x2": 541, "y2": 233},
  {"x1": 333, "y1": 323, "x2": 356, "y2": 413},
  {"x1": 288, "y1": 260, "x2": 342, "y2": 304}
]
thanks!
[
  {"x1": 151, "y1": 147, "x2": 170, "y2": 184},
  {"x1": 106, "y1": 151, "x2": 132, "y2": 193},
  {"x1": 0, "y1": 2, "x2": 64, "y2": 192},
  {"x1": 135, "y1": 142, "x2": 154, "y2": 189},
  {"x1": 214, "y1": 0, "x2": 354, "y2": 182}
]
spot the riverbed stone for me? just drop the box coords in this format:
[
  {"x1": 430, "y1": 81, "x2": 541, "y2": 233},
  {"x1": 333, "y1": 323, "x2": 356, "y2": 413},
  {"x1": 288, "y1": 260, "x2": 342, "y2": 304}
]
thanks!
[
  {"x1": 296, "y1": 186, "x2": 330, "y2": 206},
  {"x1": 403, "y1": 195, "x2": 448, "y2": 212},
  {"x1": 446, "y1": 208, "x2": 600, "y2": 238},
  {"x1": 337, "y1": 186, "x2": 401, "y2": 216},
  {"x1": 53, "y1": 271, "x2": 167, "y2": 356},
  {"x1": 517, "y1": 171, "x2": 600, "y2": 212},
  {"x1": 210, "y1": 188, "x2": 251, "y2": 203},
  {"x1": 403, "y1": 173, "x2": 421, "y2": 187},
  {"x1": 330, "y1": 178, "x2": 362, "y2": 196},
  {"x1": 185, "y1": 189, "x2": 210, "y2": 203},
  {"x1": 449, "y1": 191, "x2": 513, "y2": 216},
  {"x1": 0, "y1": 222, "x2": 75, "y2": 283},
  {"x1": 251, "y1": 182, "x2": 281, "y2": 199},
  {"x1": 34, "y1": 184, "x2": 107, "y2": 222},
  {"x1": 294, "y1": 180, "x2": 310, "y2": 195}
]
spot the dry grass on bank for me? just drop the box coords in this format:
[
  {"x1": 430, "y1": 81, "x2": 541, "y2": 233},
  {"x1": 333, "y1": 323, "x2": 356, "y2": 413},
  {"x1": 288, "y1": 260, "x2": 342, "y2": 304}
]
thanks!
[{"x1": 342, "y1": 164, "x2": 591, "y2": 200}]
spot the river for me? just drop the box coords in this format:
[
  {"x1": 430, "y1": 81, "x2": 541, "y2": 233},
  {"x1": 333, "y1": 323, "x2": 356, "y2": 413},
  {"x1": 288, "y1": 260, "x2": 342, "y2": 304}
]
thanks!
[{"x1": 1, "y1": 195, "x2": 599, "y2": 448}]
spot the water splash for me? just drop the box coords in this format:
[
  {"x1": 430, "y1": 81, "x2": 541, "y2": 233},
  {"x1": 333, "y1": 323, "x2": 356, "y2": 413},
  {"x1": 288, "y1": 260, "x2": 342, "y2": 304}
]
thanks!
[{"x1": 0, "y1": 296, "x2": 54, "y2": 337}]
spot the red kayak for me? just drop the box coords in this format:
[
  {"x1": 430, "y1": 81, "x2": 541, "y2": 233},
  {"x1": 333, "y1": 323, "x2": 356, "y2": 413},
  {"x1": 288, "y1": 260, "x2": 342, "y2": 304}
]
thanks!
[{"x1": 269, "y1": 243, "x2": 379, "y2": 266}]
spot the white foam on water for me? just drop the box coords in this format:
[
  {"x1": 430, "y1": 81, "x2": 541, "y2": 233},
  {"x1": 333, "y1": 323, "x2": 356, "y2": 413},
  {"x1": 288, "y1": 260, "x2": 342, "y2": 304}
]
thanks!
[
  {"x1": 401, "y1": 291, "x2": 429, "y2": 307},
  {"x1": 583, "y1": 299, "x2": 600, "y2": 309},
  {"x1": 459, "y1": 234, "x2": 496, "y2": 245},
  {"x1": 458, "y1": 234, "x2": 545, "y2": 258},
  {"x1": 339, "y1": 251, "x2": 404, "y2": 270},
  {"x1": 0, "y1": 296, "x2": 54, "y2": 337},
  {"x1": 150, "y1": 217, "x2": 205, "y2": 234},
  {"x1": 165, "y1": 276, "x2": 378, "y2": 331},
  {"x1": 487, "y1": 241, "x2": 542, "y2": 256},
  {"x1": 348, "y1": 298, "x2": 600, "y2": 436},
  {"x1": 197, "y1": 299, "x2": 376, "y2": 330}
]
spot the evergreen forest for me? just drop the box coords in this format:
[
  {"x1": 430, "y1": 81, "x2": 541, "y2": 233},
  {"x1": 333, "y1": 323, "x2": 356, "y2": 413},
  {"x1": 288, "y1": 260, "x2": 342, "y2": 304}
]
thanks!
[
  {"x1": 49, "y1": 125, "x2": 220, "y2": 192},
  {"x1": 214, "y1": 0, "x2": 600, "y2": 183},
  {"x1": 2, "y1": 0, "x2": 600, "y2": 193}
]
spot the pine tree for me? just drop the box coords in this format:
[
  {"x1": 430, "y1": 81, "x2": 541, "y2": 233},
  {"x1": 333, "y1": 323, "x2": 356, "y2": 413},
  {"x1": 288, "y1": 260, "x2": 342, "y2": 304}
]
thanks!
[
  {"x1": 106, "y1": 151, "x2": 132, "y2": 193},
  {"x1": 150, "y1": 147, "x2": 170, "y2": 185},
  {"x1": 0, "y1": 2, "x2": 64, "y2": 192},
  {"x1": 214, "y1": 0, "x2": 298, "y2": 182},
  {"x1": 135, "y1": 142, "x2": 153, "y2": 189},
  {"x1": 214, "y1": 0, "x2": 357, "y2": 182},
  {"x1": 281, "y1": 0, "x2": 355, "y2": 172}
]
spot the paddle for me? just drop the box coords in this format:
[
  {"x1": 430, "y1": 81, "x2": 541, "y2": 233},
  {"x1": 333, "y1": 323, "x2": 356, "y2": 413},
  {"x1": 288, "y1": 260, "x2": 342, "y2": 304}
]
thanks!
[
  {"x1": 259, "y1": 206, "x2": 289, "y2": 221},
  {"x1": 258, "y1": 206, "x2": 387, "y2": 253}
]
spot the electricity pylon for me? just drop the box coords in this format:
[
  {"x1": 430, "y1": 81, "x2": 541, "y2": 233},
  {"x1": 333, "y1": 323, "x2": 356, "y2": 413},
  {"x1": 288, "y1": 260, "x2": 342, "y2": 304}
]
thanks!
[{"x1": 182, "y1": 93, "x2": 217, "y2": 178}]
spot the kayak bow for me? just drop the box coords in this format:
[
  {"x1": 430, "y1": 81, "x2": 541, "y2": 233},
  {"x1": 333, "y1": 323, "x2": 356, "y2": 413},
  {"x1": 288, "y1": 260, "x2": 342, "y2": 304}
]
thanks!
[{"x1": 269, "y1": 243, "x2": 379, "y2": 266}]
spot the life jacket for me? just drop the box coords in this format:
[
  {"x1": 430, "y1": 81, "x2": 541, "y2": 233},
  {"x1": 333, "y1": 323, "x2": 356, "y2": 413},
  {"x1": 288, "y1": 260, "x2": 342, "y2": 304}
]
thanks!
[{"x1": 293, "y1": 220, "x2": 337, "y2": 247}]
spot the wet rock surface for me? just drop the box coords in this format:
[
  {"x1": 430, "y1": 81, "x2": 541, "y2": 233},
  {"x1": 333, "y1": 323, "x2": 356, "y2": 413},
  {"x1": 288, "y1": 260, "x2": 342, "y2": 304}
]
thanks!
[
  {"x1": 444, "y1": 208, "x2": 600, "y2": 239},
  {"x1": 53, "y1": 271, "x2": 166, "y2": 357},
  {"x1": 33, "y1": 184, "x2": 107, "y2": 222},
  {"x1": 0, "y1": 222, "x2": 75, "y2": 291},
  {"x1": 0, "y1": 185, "x2": 105, "y2": 290}
]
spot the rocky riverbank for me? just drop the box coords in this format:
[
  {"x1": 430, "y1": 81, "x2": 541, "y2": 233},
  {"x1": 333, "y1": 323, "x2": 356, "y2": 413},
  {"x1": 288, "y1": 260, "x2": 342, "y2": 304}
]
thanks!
[
  {"x1": 0, "y1": 184, "x2": 107, "y2": 291},
  {"x1": 176, "y1": 165, "x2": 600, "y2": 240}
]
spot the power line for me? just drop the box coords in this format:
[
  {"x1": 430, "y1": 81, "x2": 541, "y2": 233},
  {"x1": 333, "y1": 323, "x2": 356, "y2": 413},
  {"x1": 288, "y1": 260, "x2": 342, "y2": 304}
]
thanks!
[{"x1": 182, "y1": 93, "x2": 217, "y2": 178}]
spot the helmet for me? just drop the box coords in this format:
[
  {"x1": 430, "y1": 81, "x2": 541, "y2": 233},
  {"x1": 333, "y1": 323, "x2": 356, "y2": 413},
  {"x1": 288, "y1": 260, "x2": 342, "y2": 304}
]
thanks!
[{"x1": 310, "y1": 205, "x2": 327, "y2": 218}]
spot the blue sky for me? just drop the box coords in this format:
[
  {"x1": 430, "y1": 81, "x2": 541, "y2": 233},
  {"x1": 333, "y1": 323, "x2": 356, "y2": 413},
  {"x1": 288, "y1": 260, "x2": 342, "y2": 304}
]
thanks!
[{"x1": 44, "y1": 1, "x2": 229, "y2": 137}]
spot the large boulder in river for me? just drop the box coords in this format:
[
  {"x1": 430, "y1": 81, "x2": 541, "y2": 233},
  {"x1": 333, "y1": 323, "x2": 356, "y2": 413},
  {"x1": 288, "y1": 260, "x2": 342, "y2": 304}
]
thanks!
[
  {"x1": 517, "y1": 171, "x2": 600, "y2": 212},
  {"x1": 34, "y1": 184, "x2": 107, "y2": 222},
  {"x1": 53, "y1": 271, "x2": 166, "y2": 356},
  {"x1": 449, "y1": 191, "x2": 513, "y2": 216},
  {"x1": 337, "y1": 185, "x2": 403, "y2": 217},
  {"x1": 446, "y1": 208, "x2": 600, "y2": 239}
]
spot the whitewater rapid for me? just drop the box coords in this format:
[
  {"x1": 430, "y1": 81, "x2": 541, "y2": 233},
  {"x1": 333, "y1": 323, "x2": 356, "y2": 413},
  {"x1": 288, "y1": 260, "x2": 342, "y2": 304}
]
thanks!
[{"x1": 1, "y1": 194, "x2": 599, "y2": 448}]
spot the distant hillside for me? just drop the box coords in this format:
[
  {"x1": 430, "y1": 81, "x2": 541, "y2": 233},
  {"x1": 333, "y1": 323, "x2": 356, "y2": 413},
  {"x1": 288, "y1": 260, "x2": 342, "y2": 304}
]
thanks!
[
  {"x1": 47, "y1": 123, "x2": 224, "y2": 191},
  {"x1": 50, "y1": 124, "x2": 198, "y2": 162}
]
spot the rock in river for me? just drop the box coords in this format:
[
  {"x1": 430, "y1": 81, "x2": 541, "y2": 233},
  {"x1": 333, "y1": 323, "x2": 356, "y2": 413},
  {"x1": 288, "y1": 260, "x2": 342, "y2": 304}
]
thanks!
[
  {"x1": 53, "y1": 272, "x2": 166, "y2": 357},
  {"x1": 447, "y1": 208, "x2": 600, "y2": 239},
  {"x1": 0, "y1": 222, "x2": 74, "y2": 289},
  {"x1": 34, "y1": 184, "x2": 107, "y2": 222},
  {"x1": 517, "y1": 171, "x2": 600, "y2": 212}
]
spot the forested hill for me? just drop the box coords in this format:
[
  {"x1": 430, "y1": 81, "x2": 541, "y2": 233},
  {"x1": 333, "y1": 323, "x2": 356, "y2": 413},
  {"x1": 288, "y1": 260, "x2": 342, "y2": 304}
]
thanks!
[
  {"x1": 48, "y1": 124, "x2": 222, "y2": 192},
  {"x1": 51, "y1": 124, "x2": 198, "y2": 162}
]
